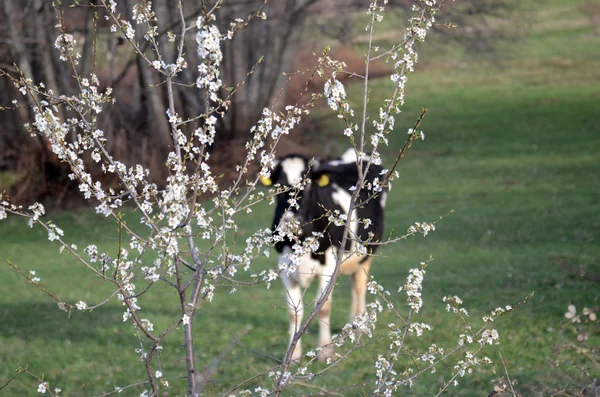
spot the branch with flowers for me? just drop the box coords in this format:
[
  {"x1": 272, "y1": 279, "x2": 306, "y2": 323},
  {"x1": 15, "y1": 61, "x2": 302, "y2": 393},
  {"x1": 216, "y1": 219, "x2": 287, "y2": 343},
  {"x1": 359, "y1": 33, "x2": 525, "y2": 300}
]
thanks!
[{"x1": 0, "y1": 0, "x2": 526, "y2": 395}]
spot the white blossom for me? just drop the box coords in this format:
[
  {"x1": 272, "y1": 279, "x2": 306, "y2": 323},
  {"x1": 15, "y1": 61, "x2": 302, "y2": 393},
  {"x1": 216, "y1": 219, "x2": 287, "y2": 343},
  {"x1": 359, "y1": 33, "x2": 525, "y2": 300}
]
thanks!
[
  {"x1": 29, "y1": 270, "x2": 40, "y2": 284},
  {"x1": 37, "y1": 382, "x2": 48, "y2": 394},
  {"x1": 324, "y1": 79, "x2": 346, "y2": 111}
]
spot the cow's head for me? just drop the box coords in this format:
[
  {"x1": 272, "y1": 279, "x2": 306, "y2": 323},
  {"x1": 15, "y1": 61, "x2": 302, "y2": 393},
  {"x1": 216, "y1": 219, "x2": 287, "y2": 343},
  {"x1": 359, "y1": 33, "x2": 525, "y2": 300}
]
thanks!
[
  {"x1": 259, "y1": 154, "x2": 318, "y2": 232},
  {"x1": 259, "y1": 151, "x2": 361, "y2": 228}
]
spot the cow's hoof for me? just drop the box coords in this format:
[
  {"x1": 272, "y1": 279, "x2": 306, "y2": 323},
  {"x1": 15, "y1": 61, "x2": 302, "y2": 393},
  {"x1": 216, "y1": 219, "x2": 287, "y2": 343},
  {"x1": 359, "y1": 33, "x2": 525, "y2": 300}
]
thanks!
[{"x1": 317, "y1": 345, "x2": 335, "y2": 362}]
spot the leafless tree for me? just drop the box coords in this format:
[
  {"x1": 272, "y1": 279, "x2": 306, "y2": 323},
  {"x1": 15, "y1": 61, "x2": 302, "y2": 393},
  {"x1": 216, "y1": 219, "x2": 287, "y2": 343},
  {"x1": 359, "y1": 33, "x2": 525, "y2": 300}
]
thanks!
[{"x1": 0, "y1": 0, "x2": 523, "y2": 205}]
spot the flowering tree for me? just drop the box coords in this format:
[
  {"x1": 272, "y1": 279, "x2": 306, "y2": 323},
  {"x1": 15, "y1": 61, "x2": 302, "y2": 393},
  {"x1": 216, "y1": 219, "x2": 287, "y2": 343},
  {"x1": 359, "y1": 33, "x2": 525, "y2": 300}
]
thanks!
[{"x1": 0, "y1": 0, "x2": 522, "y2": 395}]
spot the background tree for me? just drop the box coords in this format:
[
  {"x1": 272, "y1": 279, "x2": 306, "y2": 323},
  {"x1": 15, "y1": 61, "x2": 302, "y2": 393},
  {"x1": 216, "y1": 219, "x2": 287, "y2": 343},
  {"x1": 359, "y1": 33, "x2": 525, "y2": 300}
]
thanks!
[{"x1": 0, "y1": 0, "x2": 524, "y2": 205}]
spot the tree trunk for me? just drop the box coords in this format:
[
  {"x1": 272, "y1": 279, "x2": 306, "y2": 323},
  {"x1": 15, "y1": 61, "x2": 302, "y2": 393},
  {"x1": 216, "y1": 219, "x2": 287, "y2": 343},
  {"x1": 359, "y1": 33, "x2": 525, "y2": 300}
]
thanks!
[
  {"x1": 79, "y1": 0, "x2": 97, "y2": 77},
  {"x1": 34, "y1": 0, "x2": 67, "y2": 124},
  {"x1": 217, "y1": 0, "x2": 312, "y2": 142},
  {"x1": 123, "y1": 0, "x2": 173, "y2": 151},
  {"x1": 2, "y1": 0, "x2": 40, "y2": 148}
]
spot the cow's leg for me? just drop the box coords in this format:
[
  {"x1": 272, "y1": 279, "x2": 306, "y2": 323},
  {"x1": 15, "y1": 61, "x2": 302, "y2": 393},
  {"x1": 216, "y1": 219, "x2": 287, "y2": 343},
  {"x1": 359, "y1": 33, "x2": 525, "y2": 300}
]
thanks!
[
  {"x1": 316, "y1": 271, "x2": 335, "y2": 361},
  {"x1": 281, "y1": 272, "x2": 304, "y2": 362},
  {"x1": 350, "y1": 259, "x2": 372, "y2": 322}
]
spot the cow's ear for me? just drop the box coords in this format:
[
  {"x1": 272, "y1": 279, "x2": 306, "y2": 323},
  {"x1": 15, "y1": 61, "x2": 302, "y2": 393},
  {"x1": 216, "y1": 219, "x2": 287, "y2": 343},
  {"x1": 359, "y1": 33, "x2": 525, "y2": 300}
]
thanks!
[
  {"x1": 259, "y1": 175, "x2": 273, "y2": 186},
  {"x1": 315, "y1": 173, "x2": 330, "y2": 187}
]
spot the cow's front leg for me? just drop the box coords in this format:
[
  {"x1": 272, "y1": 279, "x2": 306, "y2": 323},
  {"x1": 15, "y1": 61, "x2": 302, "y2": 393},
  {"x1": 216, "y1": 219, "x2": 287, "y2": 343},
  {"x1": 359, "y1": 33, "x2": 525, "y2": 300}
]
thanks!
[
  {"x1": 350, "y1": 259, "x2": 372, "y2": 320},
  {"x1": 281, "y1": 272, "x2": 304, "y2": 362},
  {"x1": 316, "y1": 272, "x2": 334, "y2": 361}
]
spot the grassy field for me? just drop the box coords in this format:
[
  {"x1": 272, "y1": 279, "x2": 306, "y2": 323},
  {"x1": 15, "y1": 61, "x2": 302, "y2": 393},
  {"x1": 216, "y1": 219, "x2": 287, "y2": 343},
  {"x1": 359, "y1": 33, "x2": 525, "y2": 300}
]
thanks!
[{"x1": 1, "y1": 2, "x2": 599, "y2": 396}]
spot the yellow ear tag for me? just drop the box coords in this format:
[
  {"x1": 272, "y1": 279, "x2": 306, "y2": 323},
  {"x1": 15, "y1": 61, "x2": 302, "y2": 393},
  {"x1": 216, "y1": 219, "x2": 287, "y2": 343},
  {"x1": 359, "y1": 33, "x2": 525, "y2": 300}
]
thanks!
[
  {"x1": 260, "y1": 176, "x2": 272, "y2": 186},
  {"x1": 316, "y1": 174, "x2": 330, "y2": 187}
]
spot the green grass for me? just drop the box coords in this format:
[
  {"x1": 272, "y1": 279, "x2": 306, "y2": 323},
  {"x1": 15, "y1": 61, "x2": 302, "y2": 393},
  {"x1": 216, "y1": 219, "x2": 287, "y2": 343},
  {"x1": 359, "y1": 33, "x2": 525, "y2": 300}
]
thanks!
[{"x1": 2, "y1": 2, "x2": 600, "y2": 396}]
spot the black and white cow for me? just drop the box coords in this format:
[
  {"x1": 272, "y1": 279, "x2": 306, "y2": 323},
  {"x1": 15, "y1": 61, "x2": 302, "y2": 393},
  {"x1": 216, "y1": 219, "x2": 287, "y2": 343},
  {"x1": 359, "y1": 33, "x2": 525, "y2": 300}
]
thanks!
[{"x1": 260, "y1": 149, "x2": 386, "y2": 361}]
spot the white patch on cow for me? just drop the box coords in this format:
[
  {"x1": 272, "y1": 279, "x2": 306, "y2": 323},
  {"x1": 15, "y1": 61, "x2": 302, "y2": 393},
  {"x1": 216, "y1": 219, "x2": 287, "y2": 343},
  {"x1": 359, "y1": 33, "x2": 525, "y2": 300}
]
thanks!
[
  {"x1": 277, "y1": 210, "x2": 296, "y2": 231},
  {"x1": 279, "y1": 246, "x2": 304, "y2": 360},
  {"x1": 327, "y1": 149, "x2": 372, "y2": 167},
  {"x1": 279, "y1": 246, "x2": 339, "y2": 360},
  {"x1": 325, "y1": 159, "x2": 342, "y2": 167},
  {"x1": 327, "y1": 148, "x2": 356, "y2": 167},
  {"x1": 281, "y1": 157, "x2": 306, "y2": 185},
  {"x1": 279, "y1": 246, "x2": 322, "y2": 289},
  {"x1": 331, "y1": 184, "x2": 352, "y2": 214},
  {"x1": 296, "y1": 253, "x2": 322, "y2": 289},
  {"x1": 380, "y1": 191, "x2": 387, "y2": 208},
  {"x1": 310, "y1": 157, "x2": 320, "y2": 170},
  {"x1": 331, "y1": 184, "x2": 359, "y2": 254},
  {"x1": 278, "y1": 245, "x2": 293, "y2": 272},
  {"x1": 317, "y1": 247, "x2": 336, "y2": 350},
  {"x1": 340, "y1": 148, "x2": 357, "y2": 163},
  {"x1": 325, "y1": 149, "x2": 355, "y2": 167}
]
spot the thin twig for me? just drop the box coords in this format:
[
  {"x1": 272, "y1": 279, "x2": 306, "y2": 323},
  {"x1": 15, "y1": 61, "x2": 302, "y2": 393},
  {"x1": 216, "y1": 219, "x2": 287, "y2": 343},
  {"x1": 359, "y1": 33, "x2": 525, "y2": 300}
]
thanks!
[
  {"x1": 95, "y1": 380, "x2": 150, "y2": 397},
  {"x1": 197, "y1": 324, "x2": 253, "y2": 392},
  {"x1": 499, "y1": 351, "x2": 518, "y2": 397}
]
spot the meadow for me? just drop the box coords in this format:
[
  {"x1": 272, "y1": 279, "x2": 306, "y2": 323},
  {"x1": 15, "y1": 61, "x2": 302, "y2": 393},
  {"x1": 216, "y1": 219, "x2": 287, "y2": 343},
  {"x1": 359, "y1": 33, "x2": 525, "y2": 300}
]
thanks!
[{"x1": 1, "y1": 1, "x2": 599, "y2": 396}]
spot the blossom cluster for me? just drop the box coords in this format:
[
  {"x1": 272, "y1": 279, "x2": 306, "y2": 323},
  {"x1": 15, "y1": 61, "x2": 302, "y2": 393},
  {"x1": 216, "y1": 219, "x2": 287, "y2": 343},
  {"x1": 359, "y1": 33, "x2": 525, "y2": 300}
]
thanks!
[
  {"x1": 324, "y1": 78, "x2": 347, "y2": 111},
  {"x1": 407, "y1": 221, "x2": 436, "y2": 237},
  {"x1": 132, "y1": 2, "x2": 155, "y2": 25},
  {"x1": 482, "y1": 304, "x2": 514, "y2": 323},
  {"x1": 400, "y1": 267, "x2": 426, "y2": 313},
  {"x1": 443, "y1": 295, "x2": 469, "y2": 317},
  {"x1": 54, "y1": 33, "x2": 77, "y2": 63},
  {"x1": 564, "y1": 304, "x2": 598, "y2": 323},
  {"x1": 196, "y1": 16, "x2": 224, "y2": 102},
  {"x1": 452, "y1": 350, "x2": 493, "y2": 385},
  {"x1": 248, "y1": 106, "x2": 304, "y2": 179}
]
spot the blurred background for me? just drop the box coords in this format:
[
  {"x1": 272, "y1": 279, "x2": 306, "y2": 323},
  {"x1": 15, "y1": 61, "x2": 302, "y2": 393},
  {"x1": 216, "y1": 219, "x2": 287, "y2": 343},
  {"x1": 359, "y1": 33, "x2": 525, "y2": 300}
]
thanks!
[{"x1": 1, "y1": 0, "x2": 528, "y2": 206}]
